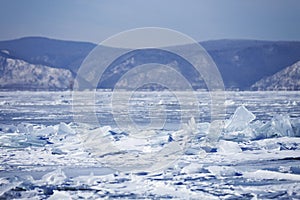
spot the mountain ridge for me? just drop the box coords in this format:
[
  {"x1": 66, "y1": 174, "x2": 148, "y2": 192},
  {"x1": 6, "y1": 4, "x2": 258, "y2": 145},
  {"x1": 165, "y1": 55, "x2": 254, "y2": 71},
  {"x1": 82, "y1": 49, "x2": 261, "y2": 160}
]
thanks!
[{"x1": 0, "y1": 37, "x2": 300, "y2": 90}]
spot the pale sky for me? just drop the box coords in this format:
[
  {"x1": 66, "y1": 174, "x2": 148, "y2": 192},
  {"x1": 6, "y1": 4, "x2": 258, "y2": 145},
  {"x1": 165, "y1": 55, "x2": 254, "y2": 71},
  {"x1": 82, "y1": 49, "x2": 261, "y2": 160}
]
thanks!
[{"x1": 0, "y1": 0, "x2": 299, "y2": 43}]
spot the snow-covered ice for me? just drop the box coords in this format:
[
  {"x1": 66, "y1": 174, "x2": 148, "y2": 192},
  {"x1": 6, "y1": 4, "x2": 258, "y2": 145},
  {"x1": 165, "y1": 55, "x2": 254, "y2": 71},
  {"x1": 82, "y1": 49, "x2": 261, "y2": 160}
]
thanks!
[{"x1": 0, "y1": 91, "x2": 300, "y2": 199}]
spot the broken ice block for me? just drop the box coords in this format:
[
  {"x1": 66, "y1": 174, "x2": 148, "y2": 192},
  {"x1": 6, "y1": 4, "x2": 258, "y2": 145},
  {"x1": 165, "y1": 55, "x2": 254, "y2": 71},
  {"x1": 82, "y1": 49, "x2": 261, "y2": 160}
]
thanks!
[
  {"x1": 225, "y1": 106, "x2": 255, "y2": 131},
  {"x1": 291, "y1": 118, "x2": 300, "y2": 137},
  {"x1": 217, "y1": 140, "x2": 242, "y2": 154},
  {"x1": 35, "y1": 126, "x2": 56, "y2": 137},
  {"x1": 206, "y1": 165, "x2": 240, "y2": 177},
  {"x1": 48, "y1": 190, "x2": 72, "y2": 200},
  {"x1": 208, "y1": 120, "x2": 224, "y2": 142},
  {"x1": 181, "y1": 163, "x2": 203, "y2": 174},
  {"x1": 16, "y1": 123, "x2": 34, "y2": 134},
  {"x1": 249, "y1": 120, "x2": 266, "y2": 140},
  {"x1": 253, "y1": 114, "x2": 295, "y2": 138},
  {"x1": 269, "y1": 114, "x2": 294, "y2": 137},
  {"x1": 40, "y1": 168, "x2": 67, "y2": 185},
  {"x1": 58, "y1": 122, "x2": 75, "y2": 135}
]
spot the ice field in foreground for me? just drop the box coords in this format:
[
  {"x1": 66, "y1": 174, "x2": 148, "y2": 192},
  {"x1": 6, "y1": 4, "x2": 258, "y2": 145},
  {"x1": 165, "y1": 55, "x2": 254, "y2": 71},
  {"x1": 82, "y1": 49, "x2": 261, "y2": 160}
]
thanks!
[{"x1": 0, "y1": 91, "x2": 300, "y2": 199}]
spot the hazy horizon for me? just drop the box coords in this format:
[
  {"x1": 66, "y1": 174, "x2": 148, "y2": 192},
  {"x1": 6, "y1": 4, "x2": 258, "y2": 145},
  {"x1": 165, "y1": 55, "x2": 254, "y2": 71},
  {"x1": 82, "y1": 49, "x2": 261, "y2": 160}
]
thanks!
[
  {"x1": 0, "y1": 0, "x2": 300, "y2": 44},
  {"x1": 2, "y1": 35, "x2": 300, "y2": 45}
]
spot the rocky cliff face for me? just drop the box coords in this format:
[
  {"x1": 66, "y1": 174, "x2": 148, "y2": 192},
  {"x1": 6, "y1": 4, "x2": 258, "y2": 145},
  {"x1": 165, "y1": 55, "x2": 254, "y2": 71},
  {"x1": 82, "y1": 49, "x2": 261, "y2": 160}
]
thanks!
[
  {"x1": 251, "y1": 61, "x2": 300, "y2": 91},
  {"x1": 0, "y1": 55, "x2": 73, "y2": 90}
]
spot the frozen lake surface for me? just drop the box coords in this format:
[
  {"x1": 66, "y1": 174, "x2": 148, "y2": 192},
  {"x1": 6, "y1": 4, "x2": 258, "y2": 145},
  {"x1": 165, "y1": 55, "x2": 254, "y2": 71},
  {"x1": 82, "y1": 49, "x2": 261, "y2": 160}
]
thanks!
[{"x1": 1, "y1": 91, "x2": 300, "y2": 199}]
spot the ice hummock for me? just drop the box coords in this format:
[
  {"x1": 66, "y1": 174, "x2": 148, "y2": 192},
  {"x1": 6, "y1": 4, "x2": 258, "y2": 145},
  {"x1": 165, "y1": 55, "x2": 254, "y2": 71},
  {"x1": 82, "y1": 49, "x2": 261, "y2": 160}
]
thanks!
[
  {"x1": 220, "y1": 106, "x2": 298, "y2": 141},
  {"x1": 225, "y1": 105, "x2": 256, "y2": 131},
  {"x1": 0, "y1": 106, "x2": 299, "y2": 154}
]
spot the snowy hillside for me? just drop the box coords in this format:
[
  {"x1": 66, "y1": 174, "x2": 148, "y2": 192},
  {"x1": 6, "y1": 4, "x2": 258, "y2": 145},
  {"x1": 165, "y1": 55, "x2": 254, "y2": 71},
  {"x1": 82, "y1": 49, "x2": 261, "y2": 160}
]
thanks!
[
  {"x1": 251, "y1": 61, "x2": 300, "y2": 90},
  {"x1": 0, "y1": 37, "x2": 94, "y2": 73},
  {"x1": 0, "y1": 55, "x2": 73, "y2": 90}
]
